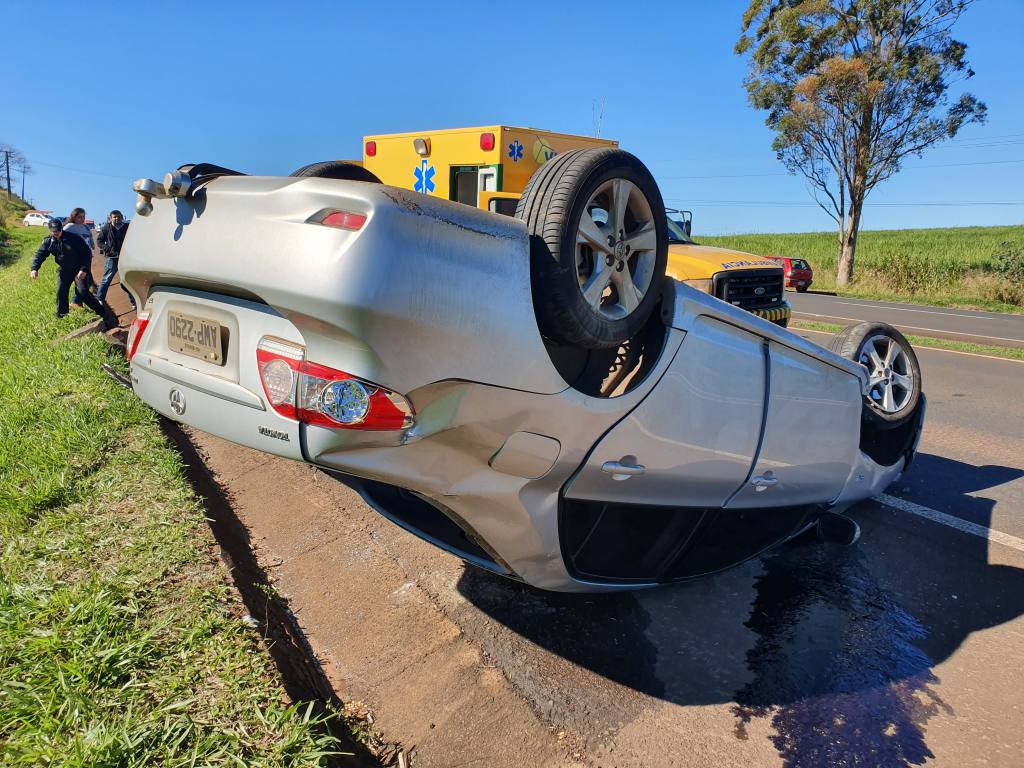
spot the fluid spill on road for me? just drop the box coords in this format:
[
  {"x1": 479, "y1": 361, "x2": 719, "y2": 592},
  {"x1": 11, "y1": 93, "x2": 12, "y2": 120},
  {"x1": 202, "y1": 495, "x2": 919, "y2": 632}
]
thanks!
[{"x1": 733, "y1": 541, "x2": 951, "y2": 768}]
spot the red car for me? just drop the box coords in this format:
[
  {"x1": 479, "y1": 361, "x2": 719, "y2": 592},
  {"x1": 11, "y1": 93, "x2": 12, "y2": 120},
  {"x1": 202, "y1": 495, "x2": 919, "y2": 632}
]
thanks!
[{"x1": 775, "y1": 256, "x2": 813, "y2": 292}]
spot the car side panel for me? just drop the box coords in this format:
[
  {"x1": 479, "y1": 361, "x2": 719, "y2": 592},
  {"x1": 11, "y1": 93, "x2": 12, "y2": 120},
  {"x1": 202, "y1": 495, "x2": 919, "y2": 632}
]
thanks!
[
  {"x1": 563, "y1": 316, "x2": 766, "y2": 508},
  {"x1": 726, "y1": 341, "x2": 862, "y2": 509}
]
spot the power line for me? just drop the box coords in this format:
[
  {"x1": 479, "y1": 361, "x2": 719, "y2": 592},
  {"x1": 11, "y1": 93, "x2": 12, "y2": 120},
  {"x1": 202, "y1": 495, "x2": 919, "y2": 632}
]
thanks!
[
  {"x1": 660, "y1": 171, "x2": 789, "y2": 180},
  {"x1": 918, "y1": 158, "x2": 1024, "y2": 168},
  {"x1": 664, "y1": 198, "x2": 1024, "y2": 208},
  {"x1": 947, "y1": 131, "x2": 1024, "y2": 143},
  {"x1": 31, "y1": 160, "x2": 134, "y2": 180},
  {"x1": 658, "y1": 157, "x2": 1024, "y2": 181},
  {"x1": 934, "y1": 139, "x2": 1024, "y2": 149}
]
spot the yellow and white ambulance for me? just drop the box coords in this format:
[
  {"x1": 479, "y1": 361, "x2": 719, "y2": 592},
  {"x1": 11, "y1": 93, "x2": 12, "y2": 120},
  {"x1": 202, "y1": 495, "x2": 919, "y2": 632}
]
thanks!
[{"x1": 361, "y1": 125, "x2": 790, "y2": 326}]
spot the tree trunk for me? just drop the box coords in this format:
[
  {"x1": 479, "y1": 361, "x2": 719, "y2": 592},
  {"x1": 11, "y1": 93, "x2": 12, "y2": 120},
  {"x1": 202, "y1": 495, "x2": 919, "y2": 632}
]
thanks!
[{"x1": 836, "y1": 201, "x2": 862, "y2": 287}]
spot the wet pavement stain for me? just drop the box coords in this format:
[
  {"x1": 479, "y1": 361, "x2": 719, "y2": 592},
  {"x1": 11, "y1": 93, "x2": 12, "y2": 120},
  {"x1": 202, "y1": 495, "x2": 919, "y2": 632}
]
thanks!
[{"x1": 733, "y1": 540, "x2": 952, "y2": 768}]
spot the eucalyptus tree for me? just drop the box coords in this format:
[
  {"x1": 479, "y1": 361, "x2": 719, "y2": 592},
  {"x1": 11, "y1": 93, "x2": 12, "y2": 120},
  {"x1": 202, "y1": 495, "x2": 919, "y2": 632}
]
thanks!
[{"x1": 736, "y1": 0, "x2": 986, "y2": 285}]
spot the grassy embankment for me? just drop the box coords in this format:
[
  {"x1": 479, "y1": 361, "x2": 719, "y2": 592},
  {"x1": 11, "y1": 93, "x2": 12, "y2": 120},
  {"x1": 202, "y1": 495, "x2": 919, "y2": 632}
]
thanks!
[
  {"x1": 0, "y1": 219, "x2": 354, "y2": 765},
  {"x1": 700, "y1": 224, "x2": 1024, "y2": 312}
]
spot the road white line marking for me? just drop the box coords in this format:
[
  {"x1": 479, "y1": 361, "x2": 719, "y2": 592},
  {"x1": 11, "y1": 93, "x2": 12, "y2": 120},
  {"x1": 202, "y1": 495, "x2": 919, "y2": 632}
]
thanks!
[
  {"x1": 792, "y1": 311, "x2": 1024, "y2": 344},
  {"x1": 875, "y1": 493, "x2": 1024, "y2": 553},
  {"x1": 795, "y1": 328, "x2": 1024, "y2": 363},
  {"x1": 833, "y1": 300, "x2": 1014, "y2": 321}
]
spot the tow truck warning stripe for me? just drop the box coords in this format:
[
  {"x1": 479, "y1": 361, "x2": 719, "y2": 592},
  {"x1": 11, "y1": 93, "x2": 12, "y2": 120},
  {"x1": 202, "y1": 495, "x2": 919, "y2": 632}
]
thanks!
[{"x1": 752, "y1": 305, "x2": 792, "y2": 322}]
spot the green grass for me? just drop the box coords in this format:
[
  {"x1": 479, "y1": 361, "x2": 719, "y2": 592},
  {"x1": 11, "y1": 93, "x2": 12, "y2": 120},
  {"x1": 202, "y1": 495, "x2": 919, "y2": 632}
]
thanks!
[
  {"x1": 0, "y1": 192, "x2": 32, "y2": 229},
  {"x1": 0, "y1": 226, "x2": 355, "y2": 766},
  {"x1": 700, "y1": 224, "x2": 1024, "y2": 312},
  {"x1": 790, "y1": 319, "x2": 1024, "y2": 361}
]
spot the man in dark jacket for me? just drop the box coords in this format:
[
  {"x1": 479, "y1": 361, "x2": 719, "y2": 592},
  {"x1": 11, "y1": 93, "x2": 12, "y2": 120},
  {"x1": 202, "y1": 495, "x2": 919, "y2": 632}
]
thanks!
[
  {"x1": 30, "y1": 219, "x2": 118, "y2": 329},
  {"x1": 96, "y1": 209, "x2": 131, "y2": 305}
]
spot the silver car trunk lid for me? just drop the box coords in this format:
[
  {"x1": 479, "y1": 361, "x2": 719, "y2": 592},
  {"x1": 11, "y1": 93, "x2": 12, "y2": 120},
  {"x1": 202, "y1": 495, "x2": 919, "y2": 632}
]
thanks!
[{"x1": 120, "y1": 176, "x2": 568, "y2": 397}]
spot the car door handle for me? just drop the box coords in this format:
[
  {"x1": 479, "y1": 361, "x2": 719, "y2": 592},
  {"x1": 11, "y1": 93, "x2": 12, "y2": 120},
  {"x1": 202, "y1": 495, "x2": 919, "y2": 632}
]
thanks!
[
  {"x1": 601, "y1": 461, "x2": 646, "y2": 481},
  {"x1": 750, "y1": 472, "x2": 777, "y2": 491}
]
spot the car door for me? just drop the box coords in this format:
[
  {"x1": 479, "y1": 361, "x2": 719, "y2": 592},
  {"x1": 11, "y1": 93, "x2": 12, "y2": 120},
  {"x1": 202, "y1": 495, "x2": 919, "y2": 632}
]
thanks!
[
  {"x1": 725, "y1": 340, "x2": 861, "y2": 509},
  {"x1": 560, "y1": 316, "x2": 781, "y2": 584},
  {"x1": 558, "y1": 315, "x2": 831, "y2": 585},
  {"x1": 564, "y1": 316, "x2": 766, "y2": 510}
]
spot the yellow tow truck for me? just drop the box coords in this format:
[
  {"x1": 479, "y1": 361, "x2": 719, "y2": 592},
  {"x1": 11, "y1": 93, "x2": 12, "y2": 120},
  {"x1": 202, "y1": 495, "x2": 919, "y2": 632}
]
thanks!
[{"x1": 361, "y1": 125, "x2": 790, "y2": 327}]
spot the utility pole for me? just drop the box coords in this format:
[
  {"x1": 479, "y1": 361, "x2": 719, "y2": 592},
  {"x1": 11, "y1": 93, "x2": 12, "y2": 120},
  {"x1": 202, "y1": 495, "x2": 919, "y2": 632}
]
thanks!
[
  {"x1": 3, "y1": 150, "x2": 10, "y2": 198},
  {"x1": 22, "y1": 166, "x2": 26, "y2": 199}
]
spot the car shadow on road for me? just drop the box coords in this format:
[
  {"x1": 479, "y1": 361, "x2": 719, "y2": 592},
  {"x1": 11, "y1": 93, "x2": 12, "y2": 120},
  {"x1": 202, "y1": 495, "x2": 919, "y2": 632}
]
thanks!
[
  {"x1": 900, "y1": 451, "x2": 1024, "y2": 525},
  {"x1": 456, "y1": 452, "x2": 1024, "y2": 768}
]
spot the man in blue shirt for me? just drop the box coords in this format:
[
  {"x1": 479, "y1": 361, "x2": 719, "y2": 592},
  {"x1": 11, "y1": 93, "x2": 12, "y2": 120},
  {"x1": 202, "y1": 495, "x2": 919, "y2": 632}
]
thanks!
[{"x1": 30, "y1": 219, "x2": 118, "y2": 329}]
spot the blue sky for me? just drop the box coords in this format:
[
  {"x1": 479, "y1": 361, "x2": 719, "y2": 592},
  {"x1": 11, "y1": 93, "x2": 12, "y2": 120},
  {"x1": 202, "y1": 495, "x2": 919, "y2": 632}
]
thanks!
[{"x1": 3, "y1": 0, "x2": 1021, "y2": 235}]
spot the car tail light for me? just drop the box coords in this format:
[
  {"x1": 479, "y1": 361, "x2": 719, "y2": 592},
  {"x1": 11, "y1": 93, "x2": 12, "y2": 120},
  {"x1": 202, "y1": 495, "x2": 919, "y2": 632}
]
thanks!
[
  {"x1": 320, "y1": 210, "x2": 367, "y2": 230},
  {"x1": 257, "y1": 337, "x2": 303, "y2": 420},
  {"x1": 126, "y1": 312, "x2": 150, "y2": 361},
  {"x1": 365, "y1": 141, "x2": 376, "y2": 156},
  {"x1": 256, "y1": 337, "x2": 413, "y2": 430},
  {"x1": 480, "y1": 132, "x2": 495, "y2": 151}
]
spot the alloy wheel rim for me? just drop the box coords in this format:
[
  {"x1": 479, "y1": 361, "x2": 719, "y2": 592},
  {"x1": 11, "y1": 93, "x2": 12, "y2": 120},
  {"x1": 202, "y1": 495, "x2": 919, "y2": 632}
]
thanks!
[
  {"x1": 574, "y1": 178, "x2": 657, "y2": 320},
  {"x1": 858, "y1": 334, "x2": 914, "y2": 413}
]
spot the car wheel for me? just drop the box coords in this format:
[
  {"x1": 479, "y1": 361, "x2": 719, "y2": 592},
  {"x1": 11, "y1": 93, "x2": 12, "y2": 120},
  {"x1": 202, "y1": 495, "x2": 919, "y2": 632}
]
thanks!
[
  {"x1": 796, "y1": 285, "x2": 809, "y2": 293},
  {"x1": 289, "y1": 160, "x2": 382, "y2": 184},
  {"x1": 516, "y1": 148, "x2": 668, "y2": 349},
  {"x1": 830, "y1": 322, "x2": 922, "y2": 429}
]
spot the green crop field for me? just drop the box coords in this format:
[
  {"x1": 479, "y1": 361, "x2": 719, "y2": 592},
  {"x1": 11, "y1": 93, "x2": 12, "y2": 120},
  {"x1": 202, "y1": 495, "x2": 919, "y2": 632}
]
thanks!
[
  {"x1": 699, "y1": 224, "x2": 1024, "y2": 312},
  {"x1": 0, "y1": 220, "x2": 359, "y2": 766}
]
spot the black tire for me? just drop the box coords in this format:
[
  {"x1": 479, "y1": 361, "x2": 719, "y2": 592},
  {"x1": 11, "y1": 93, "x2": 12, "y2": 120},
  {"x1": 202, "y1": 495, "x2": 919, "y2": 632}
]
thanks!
[
  {"x1": 796, "y1": 285, "x2": 809, "y2": 293},
  {"x1": 289, "y1": 160, "x2": 382, "y2": 184},
  {"x1": 515, "y1": 148, "x2": 668, "y2": 349},
  {"x1": 830, "y1": 322, "x2": 922, "y2": 429}
]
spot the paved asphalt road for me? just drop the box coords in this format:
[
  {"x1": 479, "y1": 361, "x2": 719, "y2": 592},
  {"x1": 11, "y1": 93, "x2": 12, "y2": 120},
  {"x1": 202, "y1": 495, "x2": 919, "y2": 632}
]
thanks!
[
  {"x1": 177, "y1": 327, "x2": 1024, "y2": 768},
  {"x1": 797, "y1": 328, "x2": 1024, "y2": 537},
  {"x1": 788, "y1": 292, "x2": 1024, "y2": 349}
]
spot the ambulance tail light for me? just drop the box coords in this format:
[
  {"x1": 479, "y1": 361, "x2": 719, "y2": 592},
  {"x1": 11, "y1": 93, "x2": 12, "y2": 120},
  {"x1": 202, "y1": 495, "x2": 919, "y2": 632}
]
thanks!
[
  {"x1": 256, "y1": 338, "x2": 414, "y2": 430},
  {"x1": 480, "y1": 132, "x2": 495, "y2": 151},
  {"x1": 126, "y1": 312, "x2": 150, "y2": 361},
  {"x1": 365, "y1": 141, "x2": 377, "y2": 157}
]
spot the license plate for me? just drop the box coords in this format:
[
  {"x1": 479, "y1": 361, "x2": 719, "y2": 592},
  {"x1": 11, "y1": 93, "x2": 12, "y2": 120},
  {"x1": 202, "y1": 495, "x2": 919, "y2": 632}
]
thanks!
[
  {"x1": 167, "y1": 310, "x2": 223, "y2": 364},
  {"x1": 796, "y1": 281, "x2": 806, "y2": 286}
]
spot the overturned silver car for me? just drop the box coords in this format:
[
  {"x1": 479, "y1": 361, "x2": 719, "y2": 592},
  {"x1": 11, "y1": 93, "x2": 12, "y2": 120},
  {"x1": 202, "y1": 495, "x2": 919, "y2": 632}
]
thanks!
[{"x1": 120, "y1": 150, "x2": 925, "y2": 592}]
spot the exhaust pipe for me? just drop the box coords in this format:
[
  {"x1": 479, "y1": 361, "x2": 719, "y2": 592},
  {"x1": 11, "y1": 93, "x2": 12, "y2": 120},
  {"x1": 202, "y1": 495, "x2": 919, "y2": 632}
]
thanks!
[{"x1": 816, "y1": 511, "x2": 861, "y2": 546}]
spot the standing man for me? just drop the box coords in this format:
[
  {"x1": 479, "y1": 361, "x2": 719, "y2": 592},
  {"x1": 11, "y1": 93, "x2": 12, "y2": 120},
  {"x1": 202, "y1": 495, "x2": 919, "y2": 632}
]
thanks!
[
  {"x1": 63, "y1": 207, "x2": 97, "y2": 307},
  {"x1": 96, "y1": 209, "x2": 132, "y2": 307},
  {"x1": 30, "y1": 219, "x2": 118, "y2": 329}
]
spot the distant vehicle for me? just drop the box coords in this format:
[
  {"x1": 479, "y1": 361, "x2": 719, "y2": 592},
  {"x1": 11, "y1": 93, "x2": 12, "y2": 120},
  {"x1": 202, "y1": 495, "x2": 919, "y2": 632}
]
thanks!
[
  {"x1": 774, "y1": 256, "x2": 814, "y2": 292},
  {"x1": 85, "y1": 219, "x2": 96, "y2": 230},
  {"x1": 22, "y1": 212, "x2": 51, "y2": 227},
  {"x1": 663, "y1": 210, "x2": 790, "y2": 326}
]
